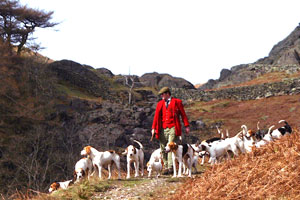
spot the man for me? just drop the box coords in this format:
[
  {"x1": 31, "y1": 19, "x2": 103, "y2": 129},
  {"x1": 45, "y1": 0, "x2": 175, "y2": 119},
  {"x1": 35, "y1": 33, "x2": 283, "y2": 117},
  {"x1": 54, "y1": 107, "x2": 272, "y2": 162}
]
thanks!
[{"x1": 151, "y1": 87, "x2": 190, "y2": 175}]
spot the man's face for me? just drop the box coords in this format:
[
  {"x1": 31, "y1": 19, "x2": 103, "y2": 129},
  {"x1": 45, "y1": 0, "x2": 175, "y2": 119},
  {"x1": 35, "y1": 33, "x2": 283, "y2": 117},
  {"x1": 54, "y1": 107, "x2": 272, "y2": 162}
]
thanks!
[{"x1": 161, "y1": 92, "x2": 170, "y2": 100}]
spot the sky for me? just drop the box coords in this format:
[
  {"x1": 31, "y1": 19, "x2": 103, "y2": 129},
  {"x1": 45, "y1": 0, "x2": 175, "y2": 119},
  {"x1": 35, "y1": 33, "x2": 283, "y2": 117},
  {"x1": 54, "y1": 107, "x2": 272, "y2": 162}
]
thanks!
[{"x1": 19, "y1": 0, "x2": 300, "y2": 85}]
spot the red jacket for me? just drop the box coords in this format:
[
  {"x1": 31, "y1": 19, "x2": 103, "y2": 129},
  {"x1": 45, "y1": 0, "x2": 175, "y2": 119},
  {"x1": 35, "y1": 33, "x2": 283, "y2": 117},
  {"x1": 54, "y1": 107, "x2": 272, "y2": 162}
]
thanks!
[{"x1": 152, "y1": 97, "x2": 189, "y2": 139}]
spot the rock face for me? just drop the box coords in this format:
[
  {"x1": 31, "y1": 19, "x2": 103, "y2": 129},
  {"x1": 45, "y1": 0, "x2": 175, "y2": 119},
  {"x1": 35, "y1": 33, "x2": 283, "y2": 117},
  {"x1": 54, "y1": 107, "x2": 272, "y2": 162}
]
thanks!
[
  {"x1": 140, "y1": 72, "x2": 195, "y2": 89},
  {"x1": 48, "y1": 60, "x2": 111, "y2": 98},
  {"x1": 199, "y1": 24, "x2": 300, "y2": 90},
  {"x1": 258, "y1": 25, "x2": 300, "y2": 66}
]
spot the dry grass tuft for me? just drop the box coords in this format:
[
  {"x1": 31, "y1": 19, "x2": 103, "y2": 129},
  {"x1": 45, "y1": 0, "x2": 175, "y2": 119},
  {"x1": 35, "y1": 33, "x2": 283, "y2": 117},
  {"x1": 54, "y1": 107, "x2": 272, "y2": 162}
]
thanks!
[{"x1": 169, "y1": 128, "x2": 300, "y2": 200}]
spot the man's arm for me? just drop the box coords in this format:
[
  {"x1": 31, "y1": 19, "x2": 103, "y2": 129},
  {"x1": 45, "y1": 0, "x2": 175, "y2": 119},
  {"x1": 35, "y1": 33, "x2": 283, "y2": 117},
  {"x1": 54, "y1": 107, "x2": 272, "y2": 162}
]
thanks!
[{"x1": 177, "y1": 99, "x2": 190, "y2": 134}]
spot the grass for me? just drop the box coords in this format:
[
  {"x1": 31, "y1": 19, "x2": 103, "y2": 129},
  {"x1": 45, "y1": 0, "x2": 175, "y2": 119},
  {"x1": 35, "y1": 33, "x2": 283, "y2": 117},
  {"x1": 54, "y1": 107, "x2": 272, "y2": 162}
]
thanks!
[
  {"x1": 121, "y1": 178, "x2": 151, "y2": 187},
  {"x1": 33, "y1": 178, "x2": 152, "y2": 200},
  {"x1": 55, "y1": 82, "x2": 102, "y2": 102}
]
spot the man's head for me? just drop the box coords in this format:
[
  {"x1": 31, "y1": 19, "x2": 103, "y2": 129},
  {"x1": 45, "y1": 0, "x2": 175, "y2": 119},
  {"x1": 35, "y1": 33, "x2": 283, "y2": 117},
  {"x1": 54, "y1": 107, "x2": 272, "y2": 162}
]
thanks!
[{"x1": 158, "y1": 87, "x2": 171, "y2": 100}]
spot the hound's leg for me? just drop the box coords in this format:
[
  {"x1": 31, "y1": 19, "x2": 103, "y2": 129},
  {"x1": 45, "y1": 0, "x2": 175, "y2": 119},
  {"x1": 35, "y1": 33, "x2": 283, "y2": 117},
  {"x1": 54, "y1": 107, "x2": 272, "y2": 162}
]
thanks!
[
  {"x1": 107, "y1": 164, "x2": 111, "y2": 179},
  {"x1": 140, "y1": 159, "x2": 144, "y2": 177},
  {"x1": 134, "y1": 161, "x2": 139, "y2": 177},
  {"x1": 201, "y1": 155, "x2": 205, "y2": 165},
  {"x1": 126, "y1": 161, "x2": 131, "y2": 179},
  {"x1": 98, "y1": 165, "x2": 103, "y2": 179},
  {"x1": 172, "y1": 154, "x2": 177, "y2": 178}
]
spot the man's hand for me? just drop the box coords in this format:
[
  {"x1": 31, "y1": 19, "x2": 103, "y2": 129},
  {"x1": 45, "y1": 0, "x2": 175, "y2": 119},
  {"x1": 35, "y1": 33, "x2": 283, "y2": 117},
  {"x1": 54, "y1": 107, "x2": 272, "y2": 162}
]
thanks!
[
  {"x1": 150, "y1": 129, "x2": 155, "y2": 141},
  {"x1": 185, "y1": 126, "x2": 190, "y2": 134},
  {"x1": 179, "y1": 136, "x2": 182, "y2": 144},
  {"x1": 151, "y1": 129, "x2": 155, "y2": 136}
]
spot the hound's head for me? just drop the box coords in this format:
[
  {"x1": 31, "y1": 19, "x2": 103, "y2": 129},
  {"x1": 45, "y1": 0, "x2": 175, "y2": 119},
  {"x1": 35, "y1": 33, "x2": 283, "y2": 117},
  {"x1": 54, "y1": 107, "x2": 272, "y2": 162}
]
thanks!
[
  {"x1": 127, "y1": 145, "x2": 137, "y2": 157},
  {"x1": 122, "y1": 145, "x2": 137, "y2": 157},
  {"x1": 81, "y1": 146, "x2": 92, "y2": 157},
  {"x1": 74, "y1": 168, "x2": 85, "y2": 181},
  {"x1": 49, "y1": 182, "x2": 60, "y2": 193},
  {"x1": 246, "y1": 129, "x2": 255, "y2": 138},
  {"x1": 165, "y1": 141, "x2": 178, "y2": 153},
  {"x1": 192, "y1": 142, "x2": 201, "y2": 152}
]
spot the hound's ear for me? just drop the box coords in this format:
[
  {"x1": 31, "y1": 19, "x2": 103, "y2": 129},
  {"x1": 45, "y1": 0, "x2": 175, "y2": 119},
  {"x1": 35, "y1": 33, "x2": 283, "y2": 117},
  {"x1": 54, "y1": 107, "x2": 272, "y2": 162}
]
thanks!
[
  {"x1": 174, "y1": 143, "x2": 178, "y2": 150},
  {"x1": 82, "y1": 170, "x2": 86, "y2": 177},
  {"x1": 133, "y1": 147, "x2": 137, "y2": 154},
  {"x1": 73, "y1": 171, "x2": 77, "y2": 181},
  {"x1": 85, "y1": 146, "x2": 91, "y2": 155}
]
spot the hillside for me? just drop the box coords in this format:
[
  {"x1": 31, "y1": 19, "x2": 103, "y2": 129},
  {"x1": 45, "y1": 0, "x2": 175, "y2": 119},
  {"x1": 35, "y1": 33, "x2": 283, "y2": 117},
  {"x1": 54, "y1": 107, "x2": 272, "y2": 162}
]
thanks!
[
  {"x1": 1, "y1": 22, "x2": 300, "y2": 199},
  {"x1": 170, "y1": 129, "x2": 300, "y2": 200},
  {"x1": 199, "y1": 24, "x2": 300, "y2": 90}
]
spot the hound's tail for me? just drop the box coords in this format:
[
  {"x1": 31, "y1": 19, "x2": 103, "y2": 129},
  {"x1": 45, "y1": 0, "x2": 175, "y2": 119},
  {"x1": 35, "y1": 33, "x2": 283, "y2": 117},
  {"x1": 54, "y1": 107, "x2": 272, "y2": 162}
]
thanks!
[
  {"x1": 278, "y1": 120, "x2": 287, "y2": 124},
  {"x1": 133, "y1": 139, "x2": 144, "y2": 150},
  {"x1": 268, "y1": 125, "x2": 275, "y2": 134}
]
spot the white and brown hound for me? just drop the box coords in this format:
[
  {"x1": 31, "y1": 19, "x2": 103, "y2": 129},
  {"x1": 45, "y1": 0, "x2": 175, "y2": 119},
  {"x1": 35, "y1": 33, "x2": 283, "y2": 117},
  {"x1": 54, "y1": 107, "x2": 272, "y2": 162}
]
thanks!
[
  {"x1": 73, "y1": 157, "x2": 93, "y2": 183},
  {"x1": 122, "y1": 140, "x2": 144, "y2": 179},
  {"x1": 80, "y1": 146, "x2": 121, "y2": 180},
  {"x1": 165, "y1": 141, "x2": 194, "y2": 178},
  {"x1": 147, "y1": 148, "x2": 162, "y2": 178},
  {"x1": 48, "y1": 180, "x2": 73, "y2": 193}
]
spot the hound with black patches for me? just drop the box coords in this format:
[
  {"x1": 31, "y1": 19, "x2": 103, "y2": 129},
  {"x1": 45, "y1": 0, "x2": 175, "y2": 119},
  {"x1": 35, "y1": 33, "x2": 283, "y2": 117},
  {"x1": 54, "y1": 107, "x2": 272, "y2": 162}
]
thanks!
[
  {"x1": 255, "y1": 125, "x2": 275, "y2": 148},
  {"x1": 183, "y1": 151, "x2": 200, "y2": 175},
  {"x1": 80, "y1": 146, "x2": 121, "y2": 180},
  {"x1": 271, "y1": 120, "x2": 292, "y2": 139},
  {"x1": 200, "y1": 130, "x2": 245, "y2": 165},
  {"x1": 73, "y1": 157, "x2": 93, "y2": 183},
  {"x1": 164, "y1": 141, "x2": 194, "y2": 178},
  {"x1": 122, "y1": 140, "x2": 144, "y2": 179},
  {"x1": 48, "y1": 180, "x2": 73, "y2": 193}
]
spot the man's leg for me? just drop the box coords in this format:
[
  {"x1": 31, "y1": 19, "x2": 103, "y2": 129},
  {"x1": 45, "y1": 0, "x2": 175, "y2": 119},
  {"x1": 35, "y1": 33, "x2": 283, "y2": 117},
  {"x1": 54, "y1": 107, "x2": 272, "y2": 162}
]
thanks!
[
  {"x1": 166, "y1": 127, "x2": 176, "y2": 172},
  {"x1": 159, "y1": 129, "x2": 168, "y2": 174}
]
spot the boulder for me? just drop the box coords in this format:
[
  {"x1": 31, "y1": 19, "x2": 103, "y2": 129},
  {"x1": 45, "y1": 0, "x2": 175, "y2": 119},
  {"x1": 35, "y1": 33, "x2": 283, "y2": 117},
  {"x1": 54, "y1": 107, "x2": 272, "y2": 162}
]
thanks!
[{"x1": 140, "y1": 72, "x2": 195, "y2": 89}]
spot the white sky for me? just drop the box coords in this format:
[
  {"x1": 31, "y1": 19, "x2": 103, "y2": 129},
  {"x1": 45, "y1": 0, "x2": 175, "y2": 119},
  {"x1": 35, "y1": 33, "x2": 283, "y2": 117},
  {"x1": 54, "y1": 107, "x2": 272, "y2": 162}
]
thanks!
[{"x1": 20, "y1": 0, "x2": 300, "y2": 84}]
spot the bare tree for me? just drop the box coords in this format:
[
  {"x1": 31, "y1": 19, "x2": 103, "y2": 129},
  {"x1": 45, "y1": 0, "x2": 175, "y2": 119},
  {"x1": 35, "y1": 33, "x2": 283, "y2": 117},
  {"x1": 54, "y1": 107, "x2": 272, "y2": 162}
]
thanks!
[
  {"x1": 0, "y1": 0, "x2": 58, "y2": 54},
  {"x1": 125, "y1": 76, "x2": 135, "y2": 105}
]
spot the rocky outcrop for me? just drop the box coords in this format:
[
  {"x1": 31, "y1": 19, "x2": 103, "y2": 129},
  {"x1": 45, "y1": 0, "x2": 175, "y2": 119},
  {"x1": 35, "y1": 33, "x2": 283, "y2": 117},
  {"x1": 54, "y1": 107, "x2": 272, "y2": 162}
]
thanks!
[
  {"x1": 258, "y1": 24, "x2": 300, "y2": 65},
  {"x1": 199, "y1": 24, "x2": 300, "y2": 90},
  {"x1": 96, "y1": 67, "x2": 114, "y2": 78},
  {"x1": 48, "y1": 60, "x2": 111, "y2": 98},
  {"x1": 173, "y1": 78, "x2": 300, "y2": 101},
  {"x1": 140, "y1": 72, "x2": 195, "y2": 89}
]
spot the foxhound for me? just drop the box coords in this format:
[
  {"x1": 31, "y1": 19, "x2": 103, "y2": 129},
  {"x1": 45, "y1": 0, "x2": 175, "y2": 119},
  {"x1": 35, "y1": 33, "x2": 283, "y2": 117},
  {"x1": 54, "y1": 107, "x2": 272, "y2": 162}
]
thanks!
[
  {"x1": 48, "y1": 180, "x2": 73, "y2": 193},
  {"x1": 165, "y1": 142, "x2": 194, "y2": 178},
  {"x1": 122, "y1": 140, "x2": 144, "y2": 179},
  {"x1": 73, "y1": 157, "x2": 93, "y2": 183},
  {"x1": 80, "y1": 146, "x2": 121, "y2": 180}
]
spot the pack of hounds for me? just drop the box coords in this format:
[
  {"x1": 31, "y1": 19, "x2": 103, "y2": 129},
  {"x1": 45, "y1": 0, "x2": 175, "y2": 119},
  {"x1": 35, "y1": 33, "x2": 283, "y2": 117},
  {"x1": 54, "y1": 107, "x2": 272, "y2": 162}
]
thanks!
[{"x1": 49, "y1": 119, "x2": 292, "y2": 193}]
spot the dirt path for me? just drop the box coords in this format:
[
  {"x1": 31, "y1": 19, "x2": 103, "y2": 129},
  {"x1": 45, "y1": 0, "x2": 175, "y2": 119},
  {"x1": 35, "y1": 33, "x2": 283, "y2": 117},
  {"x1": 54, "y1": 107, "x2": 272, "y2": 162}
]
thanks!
[{"x1": 92, "y1": 175, "x2": 188, "y2": 200}]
